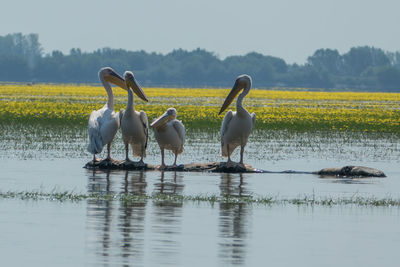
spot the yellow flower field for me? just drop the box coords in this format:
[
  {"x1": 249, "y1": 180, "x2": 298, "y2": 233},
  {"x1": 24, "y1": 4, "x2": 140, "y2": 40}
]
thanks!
[{"x1": 0, "y1": 83, "x2": 399, "y2": 132}]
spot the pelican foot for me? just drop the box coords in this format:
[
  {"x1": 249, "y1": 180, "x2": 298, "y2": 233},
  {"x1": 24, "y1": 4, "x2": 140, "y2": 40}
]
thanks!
[
  {"x1": 104, "y1": 157, "x2": 120, "y2": 165},
  {"x1": 157, "y1": 164, "x2": 184, "y2": 171},
  {"x1": 238, "y1": 162, "x2": 246, "y2": 168},
  {"x1": 136, "y1": 160, "x2": 146, "y2": 167},
  {"x1": 225, "y1": 160, "x2": 236, "y2": 168},
  {"x1": 220, "y1": 161, "x2": 247, "y2": 172},
  {"x1": 96, "y1": 157, "x2": 118, "y2": 168},
  {"x1": 158, "y1": 164, "x2": 166, "y2": 170},
  {"x1": 105, "y1": 157, "x2": 114, "y2": 162},
  {"x1": 92, "y1": 158, "x2": 102, "y2": 163}
]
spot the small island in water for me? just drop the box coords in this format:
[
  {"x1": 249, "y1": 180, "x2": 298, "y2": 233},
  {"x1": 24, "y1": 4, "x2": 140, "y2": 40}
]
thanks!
[{"x1": 84, "y1": 159, "x2": 386, "y2": 177}]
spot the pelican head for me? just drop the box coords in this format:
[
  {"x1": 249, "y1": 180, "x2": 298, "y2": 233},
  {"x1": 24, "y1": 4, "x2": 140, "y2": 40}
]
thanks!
[
  {"x1": 123, "y1": 71, "x2": 149, "y2": 102},
  {"x1": 150, "y1": 108, "x2": 177, "y2": 128},
  {"x1": 218, "y1": 74, "x2": 252, "y2": 115},
  {"x1": 99, "y1": 67, "x2": 127, "y2": 89}
]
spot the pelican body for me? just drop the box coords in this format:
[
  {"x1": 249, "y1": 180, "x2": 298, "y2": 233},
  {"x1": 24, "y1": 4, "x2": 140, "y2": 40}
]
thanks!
[
  {"x1": 219, "y1": 74, "x2": 256, "y2": 166},
  {"x1": 150, "y1": 108, "x2": 185, "y2": 168},
  {"x1": 119, "y1": 71, "x2": 149, "y2": 163},
  {"x1": 87, "y1": 67, "x2": 127, "y2": 161}
]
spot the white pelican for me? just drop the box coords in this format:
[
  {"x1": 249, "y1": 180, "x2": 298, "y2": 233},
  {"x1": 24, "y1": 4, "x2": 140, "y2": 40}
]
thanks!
[
  {"x1": 119, "y1": 71, "x2": 149, "y2": 163},
  {"x1": 150, "y1": 108, "x2": 185, "y2": 169},
  {"x1": 219, "y1": 74, "x2": 256, "y2": 166},
  {"x1": 87, "y1": 67, "x2": 127, "y2": 162}
]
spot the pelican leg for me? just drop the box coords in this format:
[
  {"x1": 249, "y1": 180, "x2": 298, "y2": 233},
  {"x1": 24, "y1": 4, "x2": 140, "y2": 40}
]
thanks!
[
  {"x1": 138, "y1": 154, "x2": 145, "y2": 167},
  {"x1": 226, "y1": 145, "x2": 234, "y2": 167},
  {"x1": 139, "y1": 145, "x2": 145, "y2": 165},
  {"x1": 172, "y1": 152, "x2": 178, "y2": 167},
  {"x1": 239, "y1": 145, "x2": 245, "y2": 166},
  {"x1": 160, "y1": 148, "x2": 166, "y2": 169},
  {"x1": 106, "y1": 143, "x2": 112, "y2": 161},
  {"x1": 125, "y1": 143, "x2": 130, "y2": 162}
]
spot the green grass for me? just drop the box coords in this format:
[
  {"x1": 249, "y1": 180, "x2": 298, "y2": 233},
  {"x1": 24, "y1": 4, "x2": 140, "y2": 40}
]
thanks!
[{"x1": 1, "y1": 190, "x2": 399, "y2": 207}]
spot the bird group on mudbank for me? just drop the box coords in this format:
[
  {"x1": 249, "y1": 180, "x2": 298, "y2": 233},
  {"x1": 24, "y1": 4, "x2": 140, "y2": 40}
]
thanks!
[{"x1": 87, "y1": 67, "x2": 256, "y2": 169}]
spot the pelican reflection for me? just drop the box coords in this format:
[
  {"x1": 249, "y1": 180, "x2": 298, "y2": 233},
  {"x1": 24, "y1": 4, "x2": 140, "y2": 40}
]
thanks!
[
  {"x1": 218, "y1": 173, "x2": 251, "y2": 266},
  {"x1": 154, "y1": 171, "x2": 184, "y2": 195},
  {"x1": 150, "y1": 171, "x2": 184, "y2": 266},
  {"x1": 85, "y1": 170, "x2": 148, "y2": 265}
]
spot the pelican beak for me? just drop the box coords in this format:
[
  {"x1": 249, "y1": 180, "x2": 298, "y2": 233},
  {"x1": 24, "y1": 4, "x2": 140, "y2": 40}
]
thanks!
[
  {"x1": 150, "y1": 111, "x2": 171, "y2": 128},
  {"x1": 105, "y1": 71, "x2": 127, "y2": 90},
  {"x1": 218, "y1": 79, "x2": 242, "y2": 115},
  {"x1": 126, "y1": 75, "x2": 149, "y2": 102}
]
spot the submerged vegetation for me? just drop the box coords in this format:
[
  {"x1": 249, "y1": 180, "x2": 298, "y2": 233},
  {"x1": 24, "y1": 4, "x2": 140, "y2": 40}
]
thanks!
[
  {"x1": 1, "y1": 84, "x2": 400, "y2": 133},
  {"x1": 1, "y1": 190, "x2": 399, "y2": 207}
]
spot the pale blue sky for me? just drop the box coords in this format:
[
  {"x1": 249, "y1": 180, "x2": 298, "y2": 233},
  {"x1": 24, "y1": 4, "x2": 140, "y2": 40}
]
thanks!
[{"x1": 1, "y1": 0, "x2": 399, "y2": 63}]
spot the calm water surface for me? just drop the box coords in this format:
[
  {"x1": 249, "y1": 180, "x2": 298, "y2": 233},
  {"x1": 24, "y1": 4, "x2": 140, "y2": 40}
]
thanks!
[{"x1": 1, "y1": 125, "x2": 400, "y2": 266}]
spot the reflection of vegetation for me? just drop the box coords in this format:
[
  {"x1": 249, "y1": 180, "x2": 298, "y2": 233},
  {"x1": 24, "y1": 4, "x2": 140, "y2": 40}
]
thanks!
[
  {"x1": 1, "y1": 84, "x2": 400, "y2": 133},
  {"x1": 2, "y1": 191, "x2": 400, "y2": 207}
]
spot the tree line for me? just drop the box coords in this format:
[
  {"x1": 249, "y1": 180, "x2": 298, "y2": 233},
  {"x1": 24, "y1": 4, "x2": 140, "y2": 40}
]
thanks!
[{"x1": 1, "y1": 33, "x2": 400, "y2": 91}]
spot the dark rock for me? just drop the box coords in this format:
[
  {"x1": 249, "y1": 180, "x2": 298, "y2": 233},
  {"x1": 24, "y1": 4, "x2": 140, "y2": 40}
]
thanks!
[{"x1": 314, "y1": 165, "x2": 386, "y2": 178}]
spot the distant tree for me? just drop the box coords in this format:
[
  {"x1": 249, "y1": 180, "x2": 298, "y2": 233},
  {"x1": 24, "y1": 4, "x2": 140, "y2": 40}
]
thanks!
[
  {"x1": 374, "y1": 66, "x2": 400, "y2": 90},
  {"x1": 0, "y1": 33, "x2": 42, "y2": 58},
  {"x1": 223, "y1": 52, "x2": 284, "y2": 87},
  {"x1": 1, "y1": 33, "x2": 400, "y2": 91},
  {"x1": 342, "y1": 46, "x2": 390, "y2": 76},
  {"x1": 0, "y1": 33, "x2": 42, "y2": 80},
  {"x1": 285, "y1": 64, "x2": 333, "y2": 88},
  {"x1": 265, "y1": 55, "x2": 288, "y2": 73},
  {"x1": 0, "y1": 55, "x2": 29, "y2": 81},
  {"x1": 387, "y1": 51, "x2": 400, "y2": 67},
  {"x1": 307, "y1": 49, "x2": 342, "y2": 75}
]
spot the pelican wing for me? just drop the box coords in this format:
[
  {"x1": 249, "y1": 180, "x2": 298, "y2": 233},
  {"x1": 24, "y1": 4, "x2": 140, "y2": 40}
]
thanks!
[
  {"x1": 87, "y1": 110, "x2": 103, "y2": 154},
  {"x1": 98, "y1": 109, "x2": 119, "y2": 146},
  {"x1": 251, "y1": 112, "x2": 256, "y2": 131},
  {"x1": 173, "y1": 120, "x2": 186, "y2": 147},
  {"x1": 139, "y1": 110, "x2": 149, "y2": 149},
  {"x1": 220, "y1": 110, "x2": 233, "y2": 146}
]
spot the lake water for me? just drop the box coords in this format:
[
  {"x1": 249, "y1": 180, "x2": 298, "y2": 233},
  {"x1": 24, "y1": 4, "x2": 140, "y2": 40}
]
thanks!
[{"x1": 1, "y1": 124, "x2": 400, "y2": 266}]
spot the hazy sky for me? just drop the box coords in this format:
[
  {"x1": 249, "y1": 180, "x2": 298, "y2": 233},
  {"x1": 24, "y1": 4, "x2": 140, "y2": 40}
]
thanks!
[{"x1": 1, "y1": 0, "x2": 399, "y2": 64}]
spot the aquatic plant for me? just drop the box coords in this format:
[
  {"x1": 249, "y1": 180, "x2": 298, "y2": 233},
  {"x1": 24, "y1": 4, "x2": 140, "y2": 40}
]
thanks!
[
  {"x1": 1, "y1": 190, "x2": 399, "y2": 207},
  {"x1": 1, "y1": 84, "x2": 399, "y2": 132}
]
